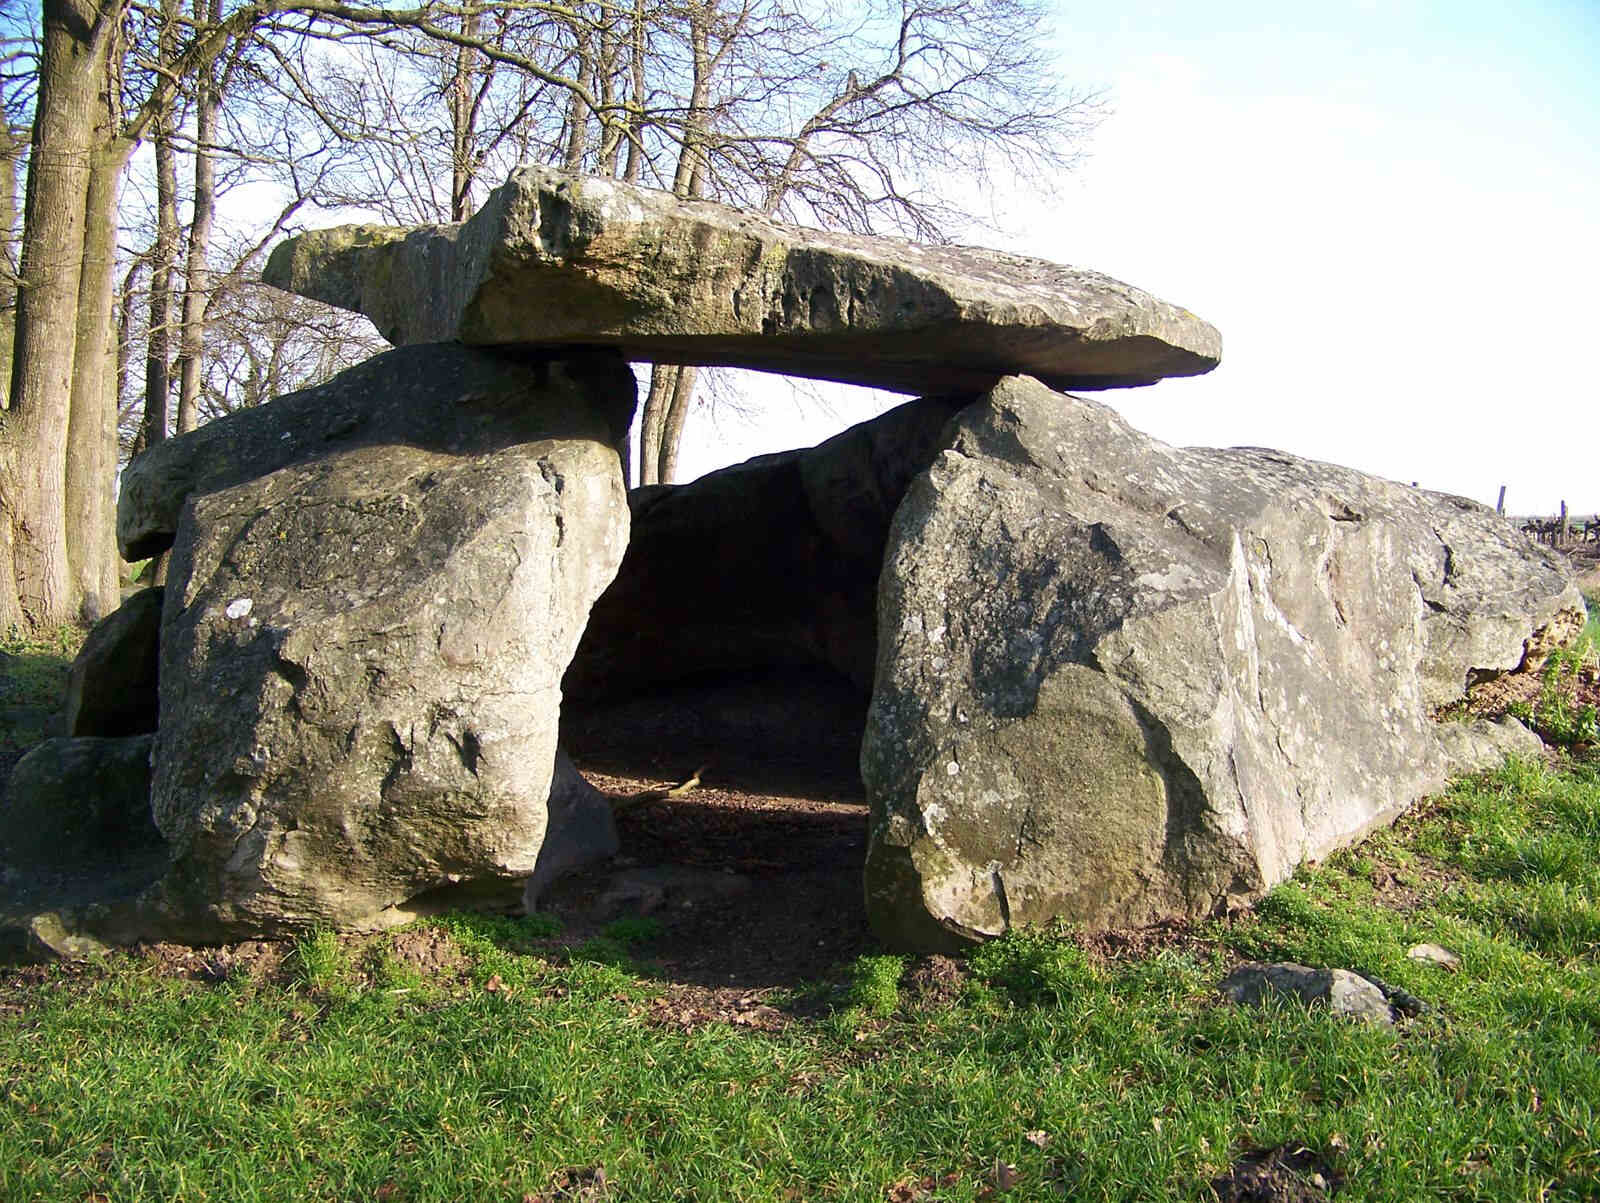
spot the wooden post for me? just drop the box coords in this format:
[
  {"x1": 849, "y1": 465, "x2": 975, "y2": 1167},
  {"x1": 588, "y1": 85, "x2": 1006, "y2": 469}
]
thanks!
[{"x1": 1496, "y1": 485, "x2": 1506, "y2": 516}]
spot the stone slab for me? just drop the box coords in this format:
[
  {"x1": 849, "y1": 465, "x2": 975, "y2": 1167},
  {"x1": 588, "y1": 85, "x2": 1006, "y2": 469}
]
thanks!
[{"x1": 264, "y1": 166, "x2": 1221, "y2": 394}]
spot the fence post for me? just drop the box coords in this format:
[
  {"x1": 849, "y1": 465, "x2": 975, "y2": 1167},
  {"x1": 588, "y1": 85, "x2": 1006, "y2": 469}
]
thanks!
[
  {"x1": 1496, "y1": 485, "x2": 1506, "y2": 516},
  {"x1": 1560, "y1": 500, "x2": 1569, "y2": 544}
]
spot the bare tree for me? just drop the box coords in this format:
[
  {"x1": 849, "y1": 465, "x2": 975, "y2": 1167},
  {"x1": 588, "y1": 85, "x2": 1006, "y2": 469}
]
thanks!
[
  {"x1": 0, "y1": 0, "x2": 591, "y2": 628},
  {"x1": 611, "y1": 0, "x2": 1099, "y2": 481},
  {"x1": 1, "y1": 0, "x2": 1092, "y2": 626},
  {"x1": 173, "y1": 0, "x2": 223, "y2": 433}
]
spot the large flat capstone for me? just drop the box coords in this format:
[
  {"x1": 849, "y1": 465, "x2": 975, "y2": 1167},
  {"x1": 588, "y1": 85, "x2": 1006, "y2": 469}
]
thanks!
[{"x1": 264, "y1": 167, "x2": 1221, "y2": 394}]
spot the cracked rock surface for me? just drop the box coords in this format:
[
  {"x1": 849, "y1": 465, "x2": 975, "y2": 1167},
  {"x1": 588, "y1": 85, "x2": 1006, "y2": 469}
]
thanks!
[
  {"x1": 862, "y1": 376, "x2": 1581, "y2": 951},
  {"x1": 143, "y1": 361, "x2": 632, "y2": 938},
  {"x1": 264, "y1": 165, "x2": 1221, "y2": 395}
]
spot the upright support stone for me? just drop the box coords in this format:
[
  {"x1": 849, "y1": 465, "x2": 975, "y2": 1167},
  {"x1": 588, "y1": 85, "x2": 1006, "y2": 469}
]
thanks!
[
  {"x1": 140, "y1": 350, "x2": 635, "y2": 937},
  {"x1": 863, "y1": 376, "x2": 1583, "y2": 951}
]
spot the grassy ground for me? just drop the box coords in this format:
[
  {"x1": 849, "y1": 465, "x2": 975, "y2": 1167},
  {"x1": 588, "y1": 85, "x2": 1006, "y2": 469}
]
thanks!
[
  {"x1": 0, "y1": 624, "x2": 82, "y2": 785},
  {"x1": 2, "y1": 618, "x2": 1599, "y2": 1201},
  {"x1": 0, "y1": 757, "x2": 1595, "y2": 1201}
]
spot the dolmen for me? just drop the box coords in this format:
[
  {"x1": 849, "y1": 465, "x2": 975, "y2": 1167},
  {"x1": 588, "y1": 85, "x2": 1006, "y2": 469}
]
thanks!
[{"x1": 1, "y1": 166, "x2": 1581, "y2": 955}]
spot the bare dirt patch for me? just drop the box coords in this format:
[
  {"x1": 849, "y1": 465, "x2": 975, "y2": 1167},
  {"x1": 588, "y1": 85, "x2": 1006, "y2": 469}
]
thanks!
[
  {"x1": 386, "y1": 924, "x2": 471, "y2": 980},
  {"x1": 904, "y1": 954, "x2": 967, "y2": 1010},
  {"x1": 1076, "y1": 917, "x2": 1216, "y2": 965},
  {"x1": 1210, "y1": 1144, "x2": 1343, "y2": 1202},
  {"x1": 134, "y1": 939, "x2": 288, "y2": 985},
  {"x1": 540, "y1": 777, "x2": 873, "y2": 992},
  {"x1": 553, "y1": 672, "x2": 877, "y2": 1020}
]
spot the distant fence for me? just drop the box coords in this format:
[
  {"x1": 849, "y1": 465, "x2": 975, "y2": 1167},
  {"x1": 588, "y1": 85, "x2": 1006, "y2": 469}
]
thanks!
[
  {"x1": 1490, "y1": 488, "x2": 1591, "y2": 547},
  {"x1": 1519, "y1": 507, "x2": 1599, "y2": 547}
]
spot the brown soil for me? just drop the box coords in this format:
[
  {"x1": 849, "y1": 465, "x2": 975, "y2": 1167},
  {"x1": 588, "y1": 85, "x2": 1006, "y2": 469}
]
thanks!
[
  {"x1": 387, "y1": 924, "x2": 472, "y2": 979},
  {"x1": 541, "y1": 772, "x2": 875, "y2": 990},
  {"x1": 1210, "y1": 1144, "x2": 1343, "y2": 1202},
  {"x1": 1216, "y1": 1145, "x2": 1344, "y2": 1203},
  {"x1": 133, "y1": 939, "x2": 289, "y2": 985},
  {"x1": 549, "y1": 671, "x2": 879, "y2": 1019}
]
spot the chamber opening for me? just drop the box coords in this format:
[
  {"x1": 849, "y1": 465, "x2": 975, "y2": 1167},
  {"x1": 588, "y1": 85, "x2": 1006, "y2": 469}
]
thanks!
[{"x1": 547, "y1": 665, "x2": 874, "y2": 987}]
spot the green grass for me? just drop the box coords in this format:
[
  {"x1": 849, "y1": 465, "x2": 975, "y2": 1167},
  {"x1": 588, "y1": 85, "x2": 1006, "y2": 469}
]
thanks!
[
  {"x1": 3, "y1": 615, "x2": 1599, "y2": 1199},
  {"x1": 1504, "y1": 592, "x2": 1600, "y2": 749},
  {"x1": 0, "y1": 624, "x2": 82, "y2": 709},
  {"x1": 2, "y1": 757, "x2": 1597, "y2": 1200},
  {"x1": 0, "y1": 624, "x2": 84, "y2": 782},
  {"x1": 845, "y1": 954, "x2": 905, "y2": 1018}
]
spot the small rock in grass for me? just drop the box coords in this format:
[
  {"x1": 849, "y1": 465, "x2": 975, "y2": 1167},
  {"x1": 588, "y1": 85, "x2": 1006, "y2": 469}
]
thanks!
[
  {"x1": 1219, "y1": 962, "x2": 1397, "y2": 1026},
  {"x1": 1407, "y1": 942, "x2": 1462, "y2": 970}
]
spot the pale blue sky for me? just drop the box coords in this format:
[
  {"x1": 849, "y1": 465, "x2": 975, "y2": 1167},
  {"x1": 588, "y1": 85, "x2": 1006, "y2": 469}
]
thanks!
[{"x1": 680, "y1": 0, "x2": 1600, "y2": 515}]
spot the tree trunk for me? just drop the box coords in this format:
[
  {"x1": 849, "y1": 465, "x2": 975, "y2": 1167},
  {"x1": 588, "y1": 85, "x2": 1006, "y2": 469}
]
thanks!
[
  {"x1": 448, "y1": 4, "x2": 482, "y2": 222},
  {"x1": 648, "y1": 23, "x2": 712, "y2": 486},
  {"x1": 671, "y1": 9, "x2": 711, "y2": 197},
  {"x1": 637, "y1": 364, "x2": 674, "y2": 486},
  {"x1": 621, "y1": 0, "x2": 646, "y2": 183},
  {"x1": 656, "y1": 364, "x2": 697, "y2": 484},
  {"x1": 563, "y1": 19, "x2": 593, "y2": 173},
  {"x1": 65, "y1": 137, "x2": 131, "y2": 621},
  {"x1": 0, "y1": 0, "x2": 116, "y2": 629},
  {"x1": 0, "y1": 124, "x2": 25, "y2": 412},
  {"x1": 115, "y1": 257, "x2": 141, "y2": 422},
  {"x1": 175, "y1": 0, "x2": 221, "y2": 434},
  {"x1": 139, "y1": 0, "x2": 180, "y2": 451}
]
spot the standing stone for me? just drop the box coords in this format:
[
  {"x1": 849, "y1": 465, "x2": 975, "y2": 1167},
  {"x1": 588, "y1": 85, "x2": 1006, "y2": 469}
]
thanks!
[
  {"x1": 863, "y1": 377, "x2": 1583, "y2": 951},
  {"x1": 147, "y1": 356, "x2": 633, "y2": 937},
  {"x1": 264, "y1": 166, "x2": 1221, "y2": 394},
  {"x1": 64, "y1": 588, "x2": 163, "y2": 737}
]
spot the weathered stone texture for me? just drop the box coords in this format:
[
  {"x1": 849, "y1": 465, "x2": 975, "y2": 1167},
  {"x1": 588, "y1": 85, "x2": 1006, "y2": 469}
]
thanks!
[
  {"x1": 64, "y1": 587, "x2": 163, "y2": 737},
  {"x1": 862, "y1": 376, "x2": 1581, "y2": 950},
  {"x1": 1220, "y1": 962, "x2": 1399, "y2": 1026},
  {"x1": 520, "y1": 749, "x2": 619, "y2": 910},
  {"x1": 146, "y1": 365, "x2": 632, "y2": 937},
  {"x1": 265, "y1": 166, "x2": 1221, "y2": 394},
  {"x1": 118, "y1": 343, "x2": 635, "y2": 560}
]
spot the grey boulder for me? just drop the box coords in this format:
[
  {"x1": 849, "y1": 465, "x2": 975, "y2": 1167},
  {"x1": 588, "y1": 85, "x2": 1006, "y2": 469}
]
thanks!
[
  {"x1": 1, "y1": 733, "x2": 167, "y2": 957},
  {"x1": 117, "y1": 343, "x2": 636, "y2": 560},
  {"x1": 64, "y1": 587, "x2": 163, "y2": 737},
  {"x1": 264, "y1": 166, "x2": 1221, "y2": 395},
  {"x1": 862, "y1": 376, "x2": 1582, "y2": 950},
  {"x1": 1436, "y1": 714, "x2": 1545, "y2": 775},
  {"x1": 147, "y1": 369, "x2": 631, "y2": 936},
  {"x1": 520, "y1": 750, "x2": 619, "y2": 910},
  {"x1": 1406, "y1": 943, "x2": 1461, "y2": 970},
  {"x1": 0, "y1": 735, "x2": 161, "y2": 870}
]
